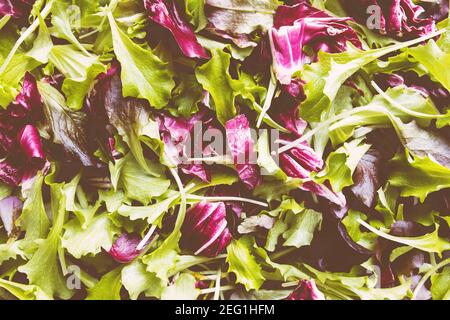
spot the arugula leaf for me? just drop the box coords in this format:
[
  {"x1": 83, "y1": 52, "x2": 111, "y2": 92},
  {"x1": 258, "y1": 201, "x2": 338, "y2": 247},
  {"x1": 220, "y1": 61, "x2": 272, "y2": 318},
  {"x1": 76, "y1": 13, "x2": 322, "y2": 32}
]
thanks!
[
  {"x1": 408, "y1": 40, "x2": 450, "y2": 91},
  {"x1": 358, "y1": 219, "x2": 450, "y2": 255},
  {"x1": 107, "y1": 11, "x2": 174, "y2": 108},
  {"x1": 300, "y1": 33, "x2": 446, "y2": 122},
  {"x1": 389, "y1": 152, "x2": 450, "y2": 202},
  {"x1": 118, "y1": 194, "x2": 177, "y2": 225}
]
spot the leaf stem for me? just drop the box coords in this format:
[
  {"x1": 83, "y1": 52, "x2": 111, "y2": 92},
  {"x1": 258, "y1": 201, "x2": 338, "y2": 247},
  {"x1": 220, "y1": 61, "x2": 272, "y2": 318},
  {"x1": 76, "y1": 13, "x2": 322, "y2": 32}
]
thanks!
[
  {"x1": 371, "y1": 81, "x2": 446, "y2": 119},
  {"x1": 200, "y1": 285, "x2": 234, "y2": 295},
  {"x1": 412, "y1": 258, "x2": 450, "y2": 300},
  {"x1": 213, "y1": 268, "x2": 222, "y2": 300},
  {"x1": 0, "y1": 0, "x2": 54, "y2": 75},
  {"x1": 136, "y1": 224, "x2": 157, "y2": 251},
  {"x1": 257, "y1": 70, "x2": 277, "y2": 128},
  {"x1": 186, "y1": 194, "x2": 268, "y2": 207}
]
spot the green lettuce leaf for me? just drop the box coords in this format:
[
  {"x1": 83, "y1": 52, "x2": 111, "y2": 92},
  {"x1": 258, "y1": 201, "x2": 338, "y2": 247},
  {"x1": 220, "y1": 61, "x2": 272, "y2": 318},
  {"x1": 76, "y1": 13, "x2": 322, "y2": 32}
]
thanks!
[
  {"x1": 281, "y1": 209, "x2": 323, "y2": 248},
  {"x1": 226, "y1": 236, "x2": 265, "y2": 291},
  {"x1": 316, "y1": 139, "x2": 371, "y2": 192},
  {"x1": 161, "y1": 273, "x2": 200, "y2": 300},
  {"x1": 181, "y1": 0, "x2": 207, "y2": 32},
  {"x1": 195, "y1": 48, "x2": 237, "y2": 125},
  {"x1": 16, "y1": 173, "x2": 50, "y2": 241},
  {"x1": 107, "y1": 11, "x2": 174, "y2": 108},
  {"x1": 0, "y1": 240, "x2": 25, "y2": 264},
  {"x1": 51, "y1": 0, "x2": 91, "y2": 56},
  {"x1": 329, "y1": 87, "x2": 439, "y2": 145},
  {"x1": 121, "y1": 259, "x2": 164, "y2": 300},
  {"x1": 27, "y1": 14, "x2": 53, "y2": 64},
  {"x1": 111, "y1": 154, "x2": 170, "y2": 205},
  {"x1": 0, "y1": 279, "x2": 50, "y2": 300},
  {"x1": 257, "y1": 130, "x2": 287, "y2": 180},
  {"x1": 18, "y1": 182, "x2": 73, "y2": 299},
  {"x1": 300, "y1": 34, "x2": 445, "y2": 122},
  {"x1": 62, "y1": 213, "x2": 120, "y2": 259},
  {"x1": 431, "y1": 267, "x2": 450, "y2": 300},
  {"x1": 86, "y1": 266, "x2": 123, "y2": 300}
]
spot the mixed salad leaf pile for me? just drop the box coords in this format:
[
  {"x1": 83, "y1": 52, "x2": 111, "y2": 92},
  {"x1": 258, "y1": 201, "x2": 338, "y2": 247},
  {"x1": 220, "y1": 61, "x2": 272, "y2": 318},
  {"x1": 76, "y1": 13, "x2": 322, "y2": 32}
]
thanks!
[{"x1": 0, "y1": 0, "x2": 449, "y2": 300}]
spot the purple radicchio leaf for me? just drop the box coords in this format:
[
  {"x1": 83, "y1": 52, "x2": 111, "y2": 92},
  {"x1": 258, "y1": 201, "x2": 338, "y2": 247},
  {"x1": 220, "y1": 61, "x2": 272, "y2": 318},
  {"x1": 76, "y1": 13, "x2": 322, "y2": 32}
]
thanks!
[
  {"x1": 421, "y1": 0, "x2": 449, "y2": 22},
  {"x1": 0, "y1": 159, "x2": 23, "y2": 186},
  {"x1": 209, "y1": 184, "x2": 246, "y2": 218},
  {"x1": 269, "y1": 2, "x2": 361, "y2": 84},
  {"x1": 181, "y1": 201, "x2": 232, "y2": 257},
  {"x1": 285, "y1": 279, "x2": 325, "y2": 300},
  {"x1": 144, "y1": 0, "x2": 209, "y2": 59},
  {"x1": 341, "y1": 0, "x2": 435, "y2": 39},
  {"x1": 157, "y1": 110, "x2": 210, "y2": 182},
  {"x1": 9, "y1": 72, "x2": 43, "y2": 118},
  {"x1": 0, "y1": 73, "x2": 43, "y2": 158},
  {"x1": 0, "y1": 128, "x2": 14, "y2": 158},
  {"x1": 282, "y1": 78, "x2": 306, "y2": 101},
  {"x1": 0, "y1": 196, "x2": 23, "y2": 236},
  {"x1": 18, "y1": 125, "x2": 45, "y2": 161},
  {"x1": 108, "y1": 233, "x2": 143, "y2": 263},
  {"x1": 0, "y1": 74, "x2": 46, "y2": 187},
  {"x1": 0, "y1": 0, "x2": 34, "y2": 19},
  {"x1": 225, "y1": 115, "x2": 262, "y2": 190},
  {"x1": 278, "y1": 109, "x2": 347, "y2": 212},
  {"x1": 280, "y1": 151, "x2": 346, "y2": 212}
]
